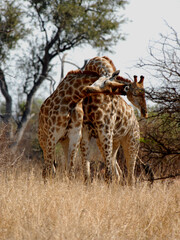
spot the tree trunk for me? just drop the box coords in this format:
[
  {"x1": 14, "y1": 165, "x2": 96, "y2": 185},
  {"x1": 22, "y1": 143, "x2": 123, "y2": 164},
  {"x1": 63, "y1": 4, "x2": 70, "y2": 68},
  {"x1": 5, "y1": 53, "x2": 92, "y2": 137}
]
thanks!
[{"x1": 0, "y1": 68, "x2": 13, "y2": 139}]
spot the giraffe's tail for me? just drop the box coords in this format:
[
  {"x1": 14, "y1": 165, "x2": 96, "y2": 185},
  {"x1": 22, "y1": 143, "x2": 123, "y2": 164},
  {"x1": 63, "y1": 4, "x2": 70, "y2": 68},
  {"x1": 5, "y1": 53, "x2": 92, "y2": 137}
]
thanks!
[{"x1": 138, "y1": 156, "x2": 154, "y2": 184}]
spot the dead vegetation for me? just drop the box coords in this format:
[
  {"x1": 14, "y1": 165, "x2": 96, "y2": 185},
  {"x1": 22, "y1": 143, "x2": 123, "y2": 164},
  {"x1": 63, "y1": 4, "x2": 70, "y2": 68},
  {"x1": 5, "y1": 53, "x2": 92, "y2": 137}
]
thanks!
[{"x1": 0, "y1": 145, "x2": 180, "y2": 240}]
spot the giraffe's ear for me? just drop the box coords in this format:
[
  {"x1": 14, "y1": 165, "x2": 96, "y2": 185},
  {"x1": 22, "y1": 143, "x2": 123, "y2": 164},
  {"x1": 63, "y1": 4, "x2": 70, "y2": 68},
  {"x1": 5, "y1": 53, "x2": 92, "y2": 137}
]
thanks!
[{"x1": 112, "y1": 70, "x2": 120, "y2": 78}]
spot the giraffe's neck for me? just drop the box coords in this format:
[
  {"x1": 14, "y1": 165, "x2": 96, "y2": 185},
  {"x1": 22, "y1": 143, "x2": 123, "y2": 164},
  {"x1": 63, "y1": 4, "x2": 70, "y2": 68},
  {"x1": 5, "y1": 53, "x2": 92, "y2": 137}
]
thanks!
[
  {"x1": 51, "y1": 70, "x2": 100, "y2": 110},
  {"x1": 85, "y1": 56, "x2": 116, "y2": 77}
]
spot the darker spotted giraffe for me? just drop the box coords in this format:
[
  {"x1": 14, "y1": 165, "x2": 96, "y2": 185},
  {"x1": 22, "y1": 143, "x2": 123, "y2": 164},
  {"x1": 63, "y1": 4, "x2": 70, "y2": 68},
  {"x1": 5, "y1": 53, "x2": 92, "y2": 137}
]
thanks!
[{"x1": 38, "y1": 69, "x2": 120, "y2": 180}]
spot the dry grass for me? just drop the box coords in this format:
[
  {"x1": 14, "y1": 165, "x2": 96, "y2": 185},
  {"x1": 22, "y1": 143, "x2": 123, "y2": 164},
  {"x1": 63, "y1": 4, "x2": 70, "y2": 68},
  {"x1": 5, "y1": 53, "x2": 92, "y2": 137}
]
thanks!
[{"x1": 0, "y1": 167, "x2": 179, "y2": 240}]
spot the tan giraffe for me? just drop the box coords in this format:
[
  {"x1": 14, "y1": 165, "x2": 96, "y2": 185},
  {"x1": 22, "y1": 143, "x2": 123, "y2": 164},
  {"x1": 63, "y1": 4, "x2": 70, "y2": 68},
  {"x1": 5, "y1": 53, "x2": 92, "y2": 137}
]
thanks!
[
  {"x1": 79, "y1": 56, "x2": 148, "y2": 184},
  {"x1": 38, "y1": 68, "x2": 122, "y2": 180}
]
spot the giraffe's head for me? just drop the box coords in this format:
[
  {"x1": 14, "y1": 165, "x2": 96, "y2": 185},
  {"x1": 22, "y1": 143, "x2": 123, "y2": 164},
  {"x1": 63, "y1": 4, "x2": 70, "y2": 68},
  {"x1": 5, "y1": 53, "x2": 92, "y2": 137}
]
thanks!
[
  {"x1": 83, "y1": 70, "x2": 128, "y2": 94},
  {"x1": 84, "y1": 72, "x2": 148, "y2": 118},
  {"x1": 124, "y1": 75, "x2": 148, "y2": 118}
]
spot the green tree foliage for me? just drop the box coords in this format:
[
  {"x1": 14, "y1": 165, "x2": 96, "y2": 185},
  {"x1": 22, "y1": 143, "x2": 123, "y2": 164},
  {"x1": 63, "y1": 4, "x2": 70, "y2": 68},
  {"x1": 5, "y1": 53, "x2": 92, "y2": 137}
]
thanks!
[
  {"x1": 0, "y1": 0, "x2": 29, "y2": 128},
  {"x1": 0, "y1": 0, "x2": 28, "y2": 63},
  {"x1": 28, "y1": 0, "x2": 126, "y2": 52}
]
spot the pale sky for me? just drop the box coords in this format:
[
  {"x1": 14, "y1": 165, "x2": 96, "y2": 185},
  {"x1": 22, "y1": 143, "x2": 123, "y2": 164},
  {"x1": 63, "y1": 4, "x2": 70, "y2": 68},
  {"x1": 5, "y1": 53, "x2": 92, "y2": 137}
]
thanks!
[{"x1": 60, "y1": 0, "x2": 180, "y2": 89}]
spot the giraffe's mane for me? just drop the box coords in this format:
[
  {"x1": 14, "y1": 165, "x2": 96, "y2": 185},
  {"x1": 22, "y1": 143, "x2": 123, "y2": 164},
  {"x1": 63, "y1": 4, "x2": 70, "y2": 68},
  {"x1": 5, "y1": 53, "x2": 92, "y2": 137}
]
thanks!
[
  {"x1": 82, "y1": 70, "x2": 99, "y2": 76},
  {"x1": 65, "y1": 69, "x2": 82, "y2": 77},
  {"x1": 64, "y1": 69, "x2": 99, "y2": 79},
  {"x1": 116, "y1": 76, "x2": 132, "y2": 83},
  {"x1": 102, "y1": 56, "x2": 116, "y2": 72}
]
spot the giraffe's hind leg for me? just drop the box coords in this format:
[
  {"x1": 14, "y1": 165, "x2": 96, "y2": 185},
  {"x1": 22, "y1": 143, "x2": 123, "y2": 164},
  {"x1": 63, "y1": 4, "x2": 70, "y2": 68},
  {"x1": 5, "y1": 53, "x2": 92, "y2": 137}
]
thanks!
[
  {"x1": 42, "y1": 137, "x2": 56, "y2": 180},
  {"x1": 80, "y1": 125, "x2": 91, "y2": 184},
  {"x1": 38, "y1": 131, "x2": 52, "y2": 180}
]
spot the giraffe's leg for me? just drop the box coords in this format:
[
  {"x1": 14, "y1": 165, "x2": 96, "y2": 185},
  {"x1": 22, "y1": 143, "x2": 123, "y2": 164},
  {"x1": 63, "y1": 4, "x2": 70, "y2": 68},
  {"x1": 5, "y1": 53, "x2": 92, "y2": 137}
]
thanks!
[
  {"x1": 38, "y1": 131, "x2": 54, "y2": 180},
  {"x1": 67, "y1": 125, "x2": 82, "y2": 179},
  {"x1": 67, "y1": 101, "x2": 84, "y2": 179},
  {"x1": 80, "y1": 125, "x2": 91, "y2": 183},
  {"x1": 112, "y1": 142, "x2": 122, "y2": 182},
  {"x1": 42, "y1": 137, "x2": 56, "y2": 180},
  {"x1": 121, "y1": 132, "x2": 140, "y2": 186},
  {"x1": 41, "y1": 125, "x2": 66, "y2": 181},
  {"x1": 97, "y1": 131, "x2": 113, "y2": 183},
  {"x1": 60, "y1": 138, "x2": 69, "y2": 172}
]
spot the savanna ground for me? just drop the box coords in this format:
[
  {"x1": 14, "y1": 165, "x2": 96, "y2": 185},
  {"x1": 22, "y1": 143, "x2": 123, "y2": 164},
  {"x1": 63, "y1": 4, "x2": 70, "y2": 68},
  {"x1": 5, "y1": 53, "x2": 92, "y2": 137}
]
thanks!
[{"x1": 0, "y1": 150, "x2": 179, "y2": 240}]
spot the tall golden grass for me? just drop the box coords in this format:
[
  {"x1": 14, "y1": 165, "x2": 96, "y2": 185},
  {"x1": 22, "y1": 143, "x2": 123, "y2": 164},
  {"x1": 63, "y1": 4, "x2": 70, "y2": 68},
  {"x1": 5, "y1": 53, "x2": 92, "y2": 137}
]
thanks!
[{"x1": 0, "y1": 165, "x2": 179, "y2": 240}]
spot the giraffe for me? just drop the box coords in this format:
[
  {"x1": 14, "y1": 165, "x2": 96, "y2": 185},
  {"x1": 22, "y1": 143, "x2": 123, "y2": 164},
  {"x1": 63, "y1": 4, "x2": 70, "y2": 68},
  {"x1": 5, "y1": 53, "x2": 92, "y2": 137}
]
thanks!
[
  {"x1": 38, "y1": 68, "x2": 122, "y2": 180},
  {"x1": 79, "y1": 56, "x2": 148, "y2": 184}
]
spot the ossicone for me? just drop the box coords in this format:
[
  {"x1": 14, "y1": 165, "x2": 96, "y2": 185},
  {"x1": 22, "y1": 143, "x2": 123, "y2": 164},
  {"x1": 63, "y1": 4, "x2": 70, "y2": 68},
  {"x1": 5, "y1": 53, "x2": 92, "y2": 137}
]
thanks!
[
  {"x1": 139, "y1": 75, "x2": 144, "y2": 84},
  {"x1": 133, "y1": 75, "x2": 137, "y2": 82}
]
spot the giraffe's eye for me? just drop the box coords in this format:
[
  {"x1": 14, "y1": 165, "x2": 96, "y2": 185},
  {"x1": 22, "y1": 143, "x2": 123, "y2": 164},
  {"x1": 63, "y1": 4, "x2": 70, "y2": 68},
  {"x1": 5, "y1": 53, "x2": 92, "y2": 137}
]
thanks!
[
  {"x1": 139, "y1": 89, "x2": 145, "y2": 94},
  {"x1": 124, "y1": 86, "x2": 129, "y2": 92},
  {"x1": 133, "y1": 88, "x2": 145, "y2": 95}
]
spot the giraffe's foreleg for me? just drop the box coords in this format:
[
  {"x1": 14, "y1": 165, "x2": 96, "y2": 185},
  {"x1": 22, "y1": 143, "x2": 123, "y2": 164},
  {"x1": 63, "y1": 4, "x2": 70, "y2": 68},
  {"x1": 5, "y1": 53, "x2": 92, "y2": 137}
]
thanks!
[{"x1": 97, "y1": 132, "x2": 113, "y2": 184}]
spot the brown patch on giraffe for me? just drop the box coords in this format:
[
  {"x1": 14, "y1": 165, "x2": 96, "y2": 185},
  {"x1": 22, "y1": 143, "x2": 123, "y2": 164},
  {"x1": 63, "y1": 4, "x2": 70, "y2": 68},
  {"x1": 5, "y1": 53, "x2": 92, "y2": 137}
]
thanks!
[
  {"x1": 61, "y1": 96, "x2": 72, "y2": 105},
  {"x1": 56, "y1": 127, "x2": 60, "y2": 132},
  {"x1": 95, "y1": 110, "x2": 103, "y2": 120},
  {"x1": 83, "y1": 97, "x2": 88, "y2": 105},
  {"x1": 82, "y1": 78, "x2": 92, "y2": 84},
  {"x1": 75, "y1": 121, "x2": 81, "y2": 127},
  {"x1": 51, "y1": 115, "x2": 56, "y2": 124},
  {"x1": 95, "y1": 95, "x2": 103, "y2": 104},
  {"x1": 77, "y1": 111, "x2": 83, "y2": 119},
  {"x1": 91, "y1": 105, "x2": 99, "y2": 112},
  {"x1": 89, "y1": 112, "x2": 95, "y2": 121},
  {"x1": 57, "y1": 116, "x2": 61, "y2": 124},
  {"x1": 64, "y1": 83, "x2": 69, "y2": 90},
  {"x1": 50, "y1": 102, "x2": 54, "y2": 109},
  {"x1": 54, "y1": 97, "x2": 61, "y2": 105},
  {"x1": 104, "y1": 143, "x2": 108, "y2": 149},
  {"x1": 44, "y1": 107, "x2": 49, "y2": 116},
  {"x1": 120, "y1": 127, "x2": 125, "y2": 135},
  {"x1": 62, "y1": 121, "x2": 68, "y2": 128},
  {"x1": 115, "y1": 121, "x2": 122, "y2": 130},
  {"x1": 58, "y1": 90, "x2": 65, "y2": 97},
  {"x1": 53, "y1": 105, "x2": 60, "y2": 111},
  {"x1": 66, "y1": 86, "x2": 74, "y2": 95},
  {"x1": 45, "y1": 98, "x2": 51, "y2": 106},
  {"x1": 87, "y1": 96, "x2": 92, "y2": 104},
  {"x1": 60, "y1": 105, "x2": 68, "y2": 114},
  {"x1": 72, "y1": 95, "x2": 79, "y2": 102},
  {"x1": 73, "y1": 81, "x2": 81, "y2": 89},
  {"x1": 69, "y1": 102, "x2": 76, "y2": 109}
]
